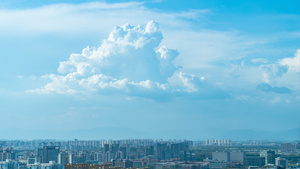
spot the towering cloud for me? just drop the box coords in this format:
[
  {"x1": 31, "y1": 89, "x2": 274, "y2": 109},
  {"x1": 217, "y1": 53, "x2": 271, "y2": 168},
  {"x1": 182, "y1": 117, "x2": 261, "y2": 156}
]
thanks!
[{"x1": 28, "y1": 21, "x2": 226, "y2": 99}]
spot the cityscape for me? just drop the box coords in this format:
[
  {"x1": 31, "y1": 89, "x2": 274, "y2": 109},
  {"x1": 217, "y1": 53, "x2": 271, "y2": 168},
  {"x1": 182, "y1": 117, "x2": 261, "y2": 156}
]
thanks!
[
  {"x1": 0, "y1": 139, "x2": 300, "y2": 169},
  {"x1": 0, "y1": 1, "x2": 300, "y2": 169}
]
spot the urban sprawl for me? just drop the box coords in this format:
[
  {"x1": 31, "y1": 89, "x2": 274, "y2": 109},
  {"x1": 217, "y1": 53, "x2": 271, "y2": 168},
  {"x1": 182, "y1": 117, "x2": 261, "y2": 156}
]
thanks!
[{"x1": 0, "y1": 139, "x2": 299, "y2": 169}]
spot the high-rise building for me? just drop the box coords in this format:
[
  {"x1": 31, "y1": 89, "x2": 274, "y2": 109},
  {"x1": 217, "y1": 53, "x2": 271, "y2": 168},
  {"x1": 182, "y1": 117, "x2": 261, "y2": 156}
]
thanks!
[
  {"x1": 103, "y1": 144, "x2": 109, "y2": 154},
  {"x1": 113, "y1": 159, "x2": 133, "y2": 168},
  {"x1": 27, "y1": 156, "x2": 36, "y2": 164},
  {"x1": 244, "y1": 157, "x2": 265, "y2": 167},
  {"x1": 145, "y1": 146, "x2": 154, "y2": 156},
  {"x1": 212, "y1": 151, "x2": 244, "y2": 162},
  {"x1": 104, "y1": 151, "x2": 113, "y2": 162},
  {"x1": 23, "y1": 151, "x2": 31, "y2": 160},
  {"x1": 212, "y1": 152, "x2": 229, "y2": 162},
  {"x1": 170, "y1": 142, "x2": 188, "y2": 158},
  {"x1": 281, "y1": 143, "x2": 296, "y2": 152},
  {"x1": 206, "y1": 139, "x2": 231, "y2": 146},
  {"x1": 156, "y1": 143, "x2": 167, "y2": 160},
  {"x1": 42, "y1": 146, "x2": 60, "y2": 163},
  {"x1": 230, "y1": 152, "x2": 244, "y2": 162},
  {"x1": 111, "y1": 144, "x2": 119, "y2": 155},
  {"x1": 36, "y1": 148, "x2": 44, "y2": 163},
  {"x1": 0, "y1": 147, "x2": 15, "y2": 161},
  {"x1": 58, "y1": 152, "x2": 70, "y2": 164},
  {"x1": 266, "y1": 150, "x2": 275, "y2": 165},
  {"x1": 275, "y1": 157, "x2": 288, "y2": 168},
  {"x1": 120, "y1": 147, "x2": 127, "y2": 159}
]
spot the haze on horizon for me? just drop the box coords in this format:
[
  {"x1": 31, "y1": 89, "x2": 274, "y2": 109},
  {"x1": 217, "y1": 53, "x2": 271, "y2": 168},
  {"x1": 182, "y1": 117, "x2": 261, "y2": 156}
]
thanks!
[{"x1": 0, "y1": 0, "x2": 299, "y2": 140}]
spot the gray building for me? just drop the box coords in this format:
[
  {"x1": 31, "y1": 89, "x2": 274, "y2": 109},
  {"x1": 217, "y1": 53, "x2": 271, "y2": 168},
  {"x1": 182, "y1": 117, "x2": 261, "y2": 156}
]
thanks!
[
  {"x1": 275, "y1": 157, "x2": 288, "y2": 168},
  {"x1": 156, "y1": 143, "x2": 167, "y2": 160},
  {"x1": 43, "y1": 146, "x2": 60, "y2": 163},
  {"x1": 266, "y1": 150, "x2": 275, "y2": 165},
  {"x1": 213, "y1": 151, "x2": 244, "y2": 162},
  {"x1": 212, "y1": 152, "x2": 229, "y2": 162},
  {"x1": 230, "y1": 152, "x2": 244, "y2": 162},
  {"x1": 244, "y1": 157, "x2": 265, "y2": 167}
]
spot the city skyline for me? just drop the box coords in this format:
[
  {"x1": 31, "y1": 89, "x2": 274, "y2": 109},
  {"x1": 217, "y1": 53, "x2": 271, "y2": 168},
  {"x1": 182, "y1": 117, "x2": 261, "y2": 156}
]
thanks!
[{"x1": 0, "y1": 0, "x2": 299, "y2": 140}]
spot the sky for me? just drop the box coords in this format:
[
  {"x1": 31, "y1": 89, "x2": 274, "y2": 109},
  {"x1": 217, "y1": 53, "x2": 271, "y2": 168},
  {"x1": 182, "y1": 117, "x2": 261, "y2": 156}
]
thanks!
[{"x1": 0, "y1": 0, "x2": 299, "y2": 140}]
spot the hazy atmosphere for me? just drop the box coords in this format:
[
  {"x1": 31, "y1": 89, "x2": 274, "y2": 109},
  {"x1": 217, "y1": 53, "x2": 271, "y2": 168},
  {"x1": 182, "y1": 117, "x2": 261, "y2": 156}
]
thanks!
[{"x1": 0, "y1": 0, "x2": 299, "y2": 140}]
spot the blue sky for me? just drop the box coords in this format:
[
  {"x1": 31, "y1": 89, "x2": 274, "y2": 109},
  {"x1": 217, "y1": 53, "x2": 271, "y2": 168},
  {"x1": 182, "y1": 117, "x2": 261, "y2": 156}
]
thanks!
[{"x1": 0, "y1": 0, "x2": 299, "y2": 140}]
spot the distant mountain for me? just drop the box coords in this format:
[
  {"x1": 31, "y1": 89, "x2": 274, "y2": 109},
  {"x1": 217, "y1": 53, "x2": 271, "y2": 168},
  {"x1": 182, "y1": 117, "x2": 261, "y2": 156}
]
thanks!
[
  {"x1": 0, "y1": 127, "x2": 299, "y2": 141},
  {"x1": 219, "y1": 128, "x2": 299, "y2": 141}
]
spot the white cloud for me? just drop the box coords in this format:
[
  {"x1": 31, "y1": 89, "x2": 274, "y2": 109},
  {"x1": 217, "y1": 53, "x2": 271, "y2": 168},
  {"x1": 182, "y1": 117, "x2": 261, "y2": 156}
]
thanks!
[
  {"x1": 175, "y1": 72, "x2": 198, "y2": 92},
  {"x1": 254, "y1": 49, "x2": 300, "y2": 91},
  {"x1": 10, "y1": 2, "x2": 296, "y2": 101},
  {"x1": 279, "y1": 49, "x2": 300, "y2": 72},
  {"x1": 27, "y1": 74, "x2": 79, "y2": 94},
  {"x1": 28, "y1": 21, "x2": 223, "y2": 100},
  {"x1": 219, "y1": 49, "x2": 300, "y2": 99},
  {"x1": 0, "y1": 1, "x2": 254, "y2": 72},
  {"x1": 56, "y1": 20, "x2": 174, "y2": 83}
]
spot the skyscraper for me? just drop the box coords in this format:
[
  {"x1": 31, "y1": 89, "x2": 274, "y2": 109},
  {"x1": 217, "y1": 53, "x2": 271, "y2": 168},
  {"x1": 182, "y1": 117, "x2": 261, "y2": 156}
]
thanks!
[
  {"x1": 266, "y1": 150, "x2": 275, "y2": 165},
  {"x1": 43, "y1": 146, "x2": 60, "y2": 163},
  {"x1": 156, "y1": 143, "x2": 167, "y2": 160}
]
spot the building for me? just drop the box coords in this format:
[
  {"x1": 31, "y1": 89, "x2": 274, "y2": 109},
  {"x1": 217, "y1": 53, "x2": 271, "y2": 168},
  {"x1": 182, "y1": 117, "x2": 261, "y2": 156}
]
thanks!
[
  {"x1": 212, "y1": 152, "x2": 229, "y2": 162},
  {"x1": 156, "y1": 143, "x2": 167, "y2": 160},
  {"x1": 43, "y1": 146, "x2": 60, "y2": 163},
  {"x1": 27, "y1": 157, "x2": 36, "y2": 164},
  {"x1": 40, "y1": 161, "x2": 63, "y2": 169},
  {"x1": 266, "y1": 151, "x2": 275, "y2": 165},
  {"x1": 248, "y1": 166, "x2": 259, "y2": 169},
  {"x1": 281, "y1": 143, "x2": 296, "y2": 152},
  {"x1": 154, "y1": 162, "x2": 201, "y2": 169},
  {"x1": 275, "y1": 157, "x2": 288, "y2": 168},
  {"x1": 0, "y1": 159, "x2": 18, "y2": 169},
  {"x1": 205, "y1": 139, "x2": 231, "y2": 146},
  {"x1": 0, "y1": 147, "x2": 15, "y2": 161},
  {"x1": 58, "y1": 152, "x2": 70, "y2": 164},
  {"x1": 212, "y1": 152, "x2": 244, "y2": 162},
  {"x1": 113, "y1": 159, "x2": 133, "y2": 168},
  {"x1": 23, "y1": 151, "x2": 31, "y2": 160},
  {"x1": 209, "y1": 161, "x2": 227, "y2": 169},
  {"x1": 65, "y1": 163, "x2": 112, "y2": 169},
  {"x1": 244, "y1": 157, "x2": 265, "y2": 167},
  {"x1": 230, "y1": 152, "x2": 244, "y2": 162}
]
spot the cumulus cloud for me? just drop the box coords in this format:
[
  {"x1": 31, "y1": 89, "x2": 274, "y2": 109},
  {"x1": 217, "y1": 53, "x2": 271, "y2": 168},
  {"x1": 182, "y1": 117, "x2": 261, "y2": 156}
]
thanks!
[
  {"x1": 279, "y1": 49, "x2": 300, "y2": 72},
  {"x1": 219, "y1": 49, "x2": 299, "y2": 102},
  {"x1": 256, "y1": 49, "x2": 300, "y2": 91},
  {"x1": 56, "y1": 21, "x2": 167, "y2": 82},
  {"x1": 28, "y1": 21, "x2": 226, "y2": 100}
]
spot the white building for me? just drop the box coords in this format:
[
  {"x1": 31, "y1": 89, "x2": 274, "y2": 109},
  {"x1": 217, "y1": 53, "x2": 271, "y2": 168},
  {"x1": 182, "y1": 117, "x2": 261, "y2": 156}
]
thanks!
[{"x1": 275, "y1": 157, "x2": 288, "y2": 168}]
